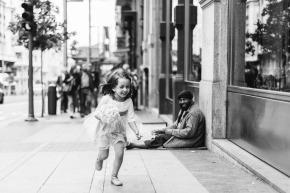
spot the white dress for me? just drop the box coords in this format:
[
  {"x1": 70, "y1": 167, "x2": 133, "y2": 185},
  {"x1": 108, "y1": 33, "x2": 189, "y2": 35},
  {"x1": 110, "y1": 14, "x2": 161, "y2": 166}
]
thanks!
[{"x1": 94, "y1": 94, "x2": 135, "y2": 150}]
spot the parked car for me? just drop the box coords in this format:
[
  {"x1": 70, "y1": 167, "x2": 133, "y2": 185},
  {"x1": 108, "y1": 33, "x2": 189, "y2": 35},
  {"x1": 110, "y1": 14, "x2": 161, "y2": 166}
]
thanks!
[{"x1": 0, "y1": 88, "x2": 4, "y2": 104}]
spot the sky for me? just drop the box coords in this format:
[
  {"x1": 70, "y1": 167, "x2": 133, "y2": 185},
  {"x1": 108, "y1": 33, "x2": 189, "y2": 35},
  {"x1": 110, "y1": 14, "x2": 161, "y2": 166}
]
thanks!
[
  {"x1": 13, "y1": 0, "x2": 116, "y2": 48},
  {"x1": 9, "y1": 0, "x2": 117, "y2": 78},
  {"x1": 53, "y1": 0, "x2": 116, "y2": 48}
]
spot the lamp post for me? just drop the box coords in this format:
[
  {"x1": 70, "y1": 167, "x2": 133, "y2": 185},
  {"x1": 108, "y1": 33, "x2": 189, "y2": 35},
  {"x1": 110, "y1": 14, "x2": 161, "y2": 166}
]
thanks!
[
  {"x1": 87, "y1": 0, "x2": 91, "y2": 64},
  {"x1": 63, "y1": 0, "x2": 68, "y2": 67}
]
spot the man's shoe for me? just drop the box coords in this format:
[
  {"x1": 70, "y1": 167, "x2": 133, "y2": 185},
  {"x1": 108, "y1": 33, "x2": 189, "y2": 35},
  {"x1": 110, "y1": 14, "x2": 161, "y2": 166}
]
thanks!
[
  {"x1": 95, "y1": 160, "x2": 103, "y2": 171},
  {"x1": 111, "y1": 176, "x2": 123, "y2": 186}
]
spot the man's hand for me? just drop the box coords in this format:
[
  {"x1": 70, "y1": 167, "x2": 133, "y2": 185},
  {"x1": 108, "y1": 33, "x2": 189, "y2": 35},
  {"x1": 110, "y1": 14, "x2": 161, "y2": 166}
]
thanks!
[
  {"x1": 136, "y1": 132, "x2": 142, "y2": 140},
  {"x1": 152, "y1": 128, "x2": 165, "y2": 135}
]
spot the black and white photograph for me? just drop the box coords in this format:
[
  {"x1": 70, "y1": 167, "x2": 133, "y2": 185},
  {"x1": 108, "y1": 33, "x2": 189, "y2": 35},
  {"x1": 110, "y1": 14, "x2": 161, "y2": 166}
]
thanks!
[{"x1": 0, "y1": 0, "x2": 289, "y2": 192}]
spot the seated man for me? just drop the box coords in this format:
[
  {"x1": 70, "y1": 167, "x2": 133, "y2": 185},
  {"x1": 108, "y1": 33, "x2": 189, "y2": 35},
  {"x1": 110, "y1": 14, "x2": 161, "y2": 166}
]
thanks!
[{"x1": 127, "y1": 90, "x2": 205, "y2": 149}]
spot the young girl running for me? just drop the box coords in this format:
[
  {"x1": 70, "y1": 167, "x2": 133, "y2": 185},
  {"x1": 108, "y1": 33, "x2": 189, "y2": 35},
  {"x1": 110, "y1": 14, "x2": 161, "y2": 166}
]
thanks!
[{"x1": 93, "y1": 69, "x2": 141, "y2": 186}]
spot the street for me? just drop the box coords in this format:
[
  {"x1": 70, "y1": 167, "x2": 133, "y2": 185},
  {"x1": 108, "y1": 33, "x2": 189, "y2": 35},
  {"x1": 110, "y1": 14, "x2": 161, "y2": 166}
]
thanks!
[{"x1": 0, "y1": 94, "x2": 44, "y2": 142}]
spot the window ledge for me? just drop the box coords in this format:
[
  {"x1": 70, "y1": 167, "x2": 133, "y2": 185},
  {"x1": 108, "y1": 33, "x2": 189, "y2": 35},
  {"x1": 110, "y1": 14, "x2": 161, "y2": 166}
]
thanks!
[{"x1": 227, "y1": 86, "x2": 290, "y2": 102}]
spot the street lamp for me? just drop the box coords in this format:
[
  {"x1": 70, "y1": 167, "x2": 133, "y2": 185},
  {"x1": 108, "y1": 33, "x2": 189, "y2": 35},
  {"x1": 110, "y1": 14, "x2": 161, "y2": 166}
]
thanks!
[
  {"x1": 88, "y1": 0, "x2": 91, "y2": 65},
  {"x1": 63, "y1": 0, "x2": 68, "y2": 67}
]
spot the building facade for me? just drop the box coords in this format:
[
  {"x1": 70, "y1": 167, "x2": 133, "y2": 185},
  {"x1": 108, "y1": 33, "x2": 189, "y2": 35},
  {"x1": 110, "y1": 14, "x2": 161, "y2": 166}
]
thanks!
[
  {"x1": 116, "y1": 0, "x2": 290, "y2": 177},
  {"x1": 13, "y1": 46, "x2": 63, "y2": 94},
  {"x1": 0, "y1": 0, "x2": 65, "y2": 95},
  {"x1": 0, "y1": 0, "x2": 16, "y2": 94}
]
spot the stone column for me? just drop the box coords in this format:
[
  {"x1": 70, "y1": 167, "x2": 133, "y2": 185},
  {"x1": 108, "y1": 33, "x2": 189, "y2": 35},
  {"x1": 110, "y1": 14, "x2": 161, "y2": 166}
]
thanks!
[{"x1": 198, "y1": 0, "x2": 229, "y2": 148}]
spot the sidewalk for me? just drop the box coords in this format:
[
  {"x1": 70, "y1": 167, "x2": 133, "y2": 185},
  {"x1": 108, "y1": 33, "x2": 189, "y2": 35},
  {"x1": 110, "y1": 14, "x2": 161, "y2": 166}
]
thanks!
[{"x1": 0, "y1": 110, "x2": 282, "y2": 193}]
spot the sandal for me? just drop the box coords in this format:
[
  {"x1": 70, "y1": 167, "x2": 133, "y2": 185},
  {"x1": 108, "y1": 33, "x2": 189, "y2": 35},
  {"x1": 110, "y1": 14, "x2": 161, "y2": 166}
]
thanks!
[{"x1": 111, "y1": 176, "x2": 123, "y2": 186}]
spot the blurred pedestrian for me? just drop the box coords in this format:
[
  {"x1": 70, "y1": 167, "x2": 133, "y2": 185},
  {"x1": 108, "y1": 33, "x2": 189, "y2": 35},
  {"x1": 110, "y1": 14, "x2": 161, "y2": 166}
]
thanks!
[
  {"x1": 91, "y1": 70, "x2": 100, "y2": 108},
  {"x1": 56, "y1": 70, "x2": 69, "y2": 113},
  {"x1": 79, "y1": 63, "x2": 94, "y2": 117},
  {"x1": 67, "y1": 65, "x2": 81, "y2": 119}
]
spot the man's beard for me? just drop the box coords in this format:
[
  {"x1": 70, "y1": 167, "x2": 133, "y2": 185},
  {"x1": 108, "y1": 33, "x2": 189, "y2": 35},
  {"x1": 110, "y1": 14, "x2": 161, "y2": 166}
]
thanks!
[{"x1": 179, "y1": 103, "x2": 190, "y2": 111}]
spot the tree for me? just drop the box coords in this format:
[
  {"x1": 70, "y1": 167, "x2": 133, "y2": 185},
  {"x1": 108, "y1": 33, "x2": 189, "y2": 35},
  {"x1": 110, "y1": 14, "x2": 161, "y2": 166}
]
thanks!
[
  {"x1": 246, "y1": 0, "x2": 290, "y2": 55},
  {"x1": 246, "y1": 0, "x2": 290, "y2": 89},
  {"x1": 9, "y1": 0, "x2": 75, "y2": 117}
]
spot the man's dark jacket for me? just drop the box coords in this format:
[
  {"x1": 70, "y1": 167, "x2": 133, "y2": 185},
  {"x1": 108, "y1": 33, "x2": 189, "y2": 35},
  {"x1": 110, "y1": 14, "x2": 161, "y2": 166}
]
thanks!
[{"x1": 163, "y1": 103, "x2": 205, "y2": 148}]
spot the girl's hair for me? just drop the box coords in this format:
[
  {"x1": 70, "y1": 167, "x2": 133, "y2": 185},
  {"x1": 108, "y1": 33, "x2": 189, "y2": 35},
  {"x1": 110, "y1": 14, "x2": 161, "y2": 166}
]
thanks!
[{"x1": 100, "y1": 69, "x2": 132, "y2": 100}]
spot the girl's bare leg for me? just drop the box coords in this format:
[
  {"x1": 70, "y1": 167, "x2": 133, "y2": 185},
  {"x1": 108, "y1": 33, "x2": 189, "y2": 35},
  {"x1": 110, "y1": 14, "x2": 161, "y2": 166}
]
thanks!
[
  {"x1": 111, "y1": 142, "x2": 125, "y2": 186},
  {"x1": 112, "y1": 142, "x2": 125, "y2": 177},
  {"x1": 96, "y1": 149, "x2": 109, "y2": 171}
]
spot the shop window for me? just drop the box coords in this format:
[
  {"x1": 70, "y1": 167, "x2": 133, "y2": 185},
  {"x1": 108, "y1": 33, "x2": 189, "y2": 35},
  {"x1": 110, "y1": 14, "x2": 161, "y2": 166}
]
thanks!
[
  {"x1": 171, "y1": 0, "x2": 178, "y2": 74},
  {"x1": 232, "y1": 0, "x2": 290, "y2": 92},
  {"x1": 166, "y1": 0, "x2": 178, "y2": 99},
  {"x1": 186, "y1": 0, "x2": 202, "y2": 82}
]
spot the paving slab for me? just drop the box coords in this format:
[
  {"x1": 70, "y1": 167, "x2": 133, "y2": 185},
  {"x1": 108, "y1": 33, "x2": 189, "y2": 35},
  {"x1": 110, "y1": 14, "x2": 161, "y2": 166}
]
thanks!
[
  {"x1": 38, "y1": 152, "x2": 96, "y2": 193},
  {"x1": 0, "y1": 143, "x2": 49, "y2": 182},
  {"x1": 0, "y1": 152, "x2": 67, "y2": 193},
  {"x1": 102, "y1": 151, "x2": 155, "y2": 193},
  {"x1": 171, "y1": 149, "x2": 278, "y2": 193},
  {"x1": 140, "y1": 150, "x2": 209, "y2": 193},
  {"x1": 0, "y1": 118, "x2": 86, "y2": 193},
  {"x1": 89, "y1": 160, "x2": 107, "y2": 193}
]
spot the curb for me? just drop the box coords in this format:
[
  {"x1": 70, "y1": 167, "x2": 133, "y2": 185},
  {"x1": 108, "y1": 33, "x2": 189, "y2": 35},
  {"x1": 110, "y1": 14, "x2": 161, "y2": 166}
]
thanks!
[{"x1": 212, "y1": 139, "x2": 289, "y2": 193}]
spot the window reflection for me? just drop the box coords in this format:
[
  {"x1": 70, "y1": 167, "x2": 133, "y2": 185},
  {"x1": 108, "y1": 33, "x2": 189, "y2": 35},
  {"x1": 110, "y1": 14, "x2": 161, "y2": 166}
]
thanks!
[
  {"x1": 188, "y1": 0, "x2": 202, "y2": 82},
  {"x1": 171, "y1": 0, "x2": 178, "y2": 74},
  {"x1": 245, "y1": 0, "x2": 290, "y2": 91},
  {"x1": 166, "y1": 0, "x2": 178, "y2": 99}
]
